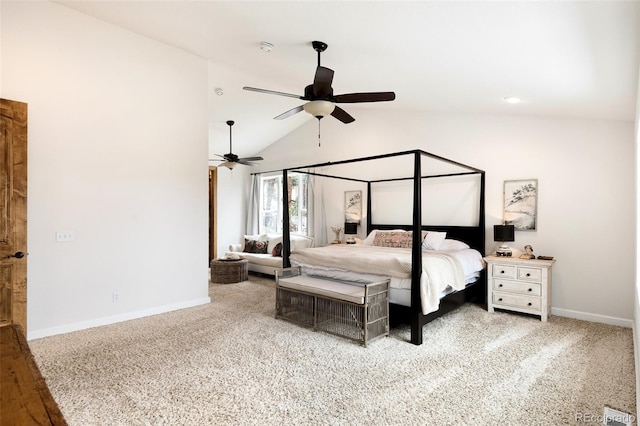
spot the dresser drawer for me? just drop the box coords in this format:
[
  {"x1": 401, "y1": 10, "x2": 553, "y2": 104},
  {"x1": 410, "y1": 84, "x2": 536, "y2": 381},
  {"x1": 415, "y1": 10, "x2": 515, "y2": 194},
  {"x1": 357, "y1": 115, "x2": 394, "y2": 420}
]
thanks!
[
  {"x1": 493, "y1": 292, "x2": 541, "y2": 311},
  {"x1": 493, "y1": 279, "x2": 541, "y2": 296},
  {"x1": 491, "y1": 264, "x2": 517, "y2": 279},
  {"x1": 518, "y1": 267, "x2": 542, "y2": 282}
]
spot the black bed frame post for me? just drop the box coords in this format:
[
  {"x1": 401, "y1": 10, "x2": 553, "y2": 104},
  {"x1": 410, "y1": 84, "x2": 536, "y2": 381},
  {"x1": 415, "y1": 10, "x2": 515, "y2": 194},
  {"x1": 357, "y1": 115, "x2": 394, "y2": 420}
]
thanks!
[
  {"x1": 410, "y1": 151, "x2": 423, "y2": 345},
  {"x1": 479, "y1": 171, "x2": 486, "y2": 254},
  {"x1": 366, "y1": 181, "x2": 372, "y2": 236},
  {"x1": 282, "y1": 169, "x2": 291, "y2": 268},
  {"x1": 478, "y1": 171, "x2": 487, "y2": 303}
]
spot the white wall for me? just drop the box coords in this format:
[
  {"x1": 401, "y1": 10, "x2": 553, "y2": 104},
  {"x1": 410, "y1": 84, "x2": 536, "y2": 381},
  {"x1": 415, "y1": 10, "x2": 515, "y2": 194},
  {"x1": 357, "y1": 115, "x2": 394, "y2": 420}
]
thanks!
[
  {"x1": 214, "y1": 165, "x2": 251, "y2": 256},
  {"x1": 251, "y1": 109, "x2": 635, "y2": 324},
  {"x1": 634, "y1": 38, "x2": 640, "y2": 416},
  {"x1": 2, "y1": 1, "x2": 210, "y2": 339}
]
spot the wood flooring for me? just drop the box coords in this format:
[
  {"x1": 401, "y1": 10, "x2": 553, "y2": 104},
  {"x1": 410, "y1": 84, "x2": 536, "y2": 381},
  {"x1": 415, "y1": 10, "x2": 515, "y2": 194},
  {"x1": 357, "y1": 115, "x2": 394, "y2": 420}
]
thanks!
[{"x1": 0, "y1": 325, "x2": 66, "y2": 425}]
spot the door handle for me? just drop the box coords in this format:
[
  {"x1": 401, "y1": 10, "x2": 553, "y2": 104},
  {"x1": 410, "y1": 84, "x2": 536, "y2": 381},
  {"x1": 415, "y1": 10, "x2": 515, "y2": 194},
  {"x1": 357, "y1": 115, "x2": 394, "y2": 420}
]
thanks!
[{"x1": 7, "y1": 251, "x2": 25, "y2": 259}]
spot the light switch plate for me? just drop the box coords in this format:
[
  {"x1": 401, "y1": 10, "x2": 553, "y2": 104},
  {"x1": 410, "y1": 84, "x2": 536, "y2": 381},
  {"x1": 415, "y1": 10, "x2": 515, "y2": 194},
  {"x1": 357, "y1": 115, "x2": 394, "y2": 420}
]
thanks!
[{"x1": 56, "y1": 231, "x2": 74, "y2": 242}]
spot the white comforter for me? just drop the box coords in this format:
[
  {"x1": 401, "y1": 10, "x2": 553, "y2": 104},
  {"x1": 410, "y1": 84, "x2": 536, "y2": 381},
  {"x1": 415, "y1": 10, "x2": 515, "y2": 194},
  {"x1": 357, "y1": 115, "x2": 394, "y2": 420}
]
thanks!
[{"x1": 289, "y1": 245, "x2": 483, "y2": 315}]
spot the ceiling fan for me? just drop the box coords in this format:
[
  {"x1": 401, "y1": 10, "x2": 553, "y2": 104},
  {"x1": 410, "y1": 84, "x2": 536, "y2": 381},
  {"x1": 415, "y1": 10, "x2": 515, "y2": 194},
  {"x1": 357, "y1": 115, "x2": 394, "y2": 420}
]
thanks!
[
  {"x1": 243, "y1": 41, "x2": 396, "y2": 124},
  {"x1": 209, "y1": 120, "x2": 263, "y2": 169}
]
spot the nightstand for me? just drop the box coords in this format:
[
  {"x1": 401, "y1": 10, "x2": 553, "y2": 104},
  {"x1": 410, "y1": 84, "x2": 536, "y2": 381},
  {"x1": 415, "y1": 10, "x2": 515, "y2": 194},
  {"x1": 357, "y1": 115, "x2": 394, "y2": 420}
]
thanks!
[{"x1": 484, "y1": 255, "x2": 556, "y2": 322}]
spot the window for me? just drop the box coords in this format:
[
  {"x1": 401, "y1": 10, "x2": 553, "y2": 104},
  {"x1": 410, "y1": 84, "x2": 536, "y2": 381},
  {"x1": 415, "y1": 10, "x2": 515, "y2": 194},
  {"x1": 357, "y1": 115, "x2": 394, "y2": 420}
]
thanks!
[{"x1": 260, "y1": 173, "x2": 309, "y2": 235}]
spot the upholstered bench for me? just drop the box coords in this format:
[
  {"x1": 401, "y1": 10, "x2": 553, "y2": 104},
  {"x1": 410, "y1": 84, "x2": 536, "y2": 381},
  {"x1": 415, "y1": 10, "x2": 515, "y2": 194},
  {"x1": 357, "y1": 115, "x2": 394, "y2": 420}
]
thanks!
[{"x1": 275, "y1": 267, "x2": 389, "y2": 347}]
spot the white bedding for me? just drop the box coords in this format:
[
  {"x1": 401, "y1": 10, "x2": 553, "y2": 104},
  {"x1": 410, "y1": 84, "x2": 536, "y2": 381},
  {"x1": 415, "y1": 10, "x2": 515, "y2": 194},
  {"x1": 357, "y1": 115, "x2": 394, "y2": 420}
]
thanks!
[{"x1": 289, "y1": 245, "x2": 485, "y2": 315}]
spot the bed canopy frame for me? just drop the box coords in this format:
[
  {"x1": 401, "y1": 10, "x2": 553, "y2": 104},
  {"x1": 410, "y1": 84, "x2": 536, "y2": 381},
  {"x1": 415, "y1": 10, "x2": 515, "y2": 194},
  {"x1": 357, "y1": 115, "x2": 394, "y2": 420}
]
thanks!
[{"x1": 278, "y1": 149, "x2": 486, "y2": 345}]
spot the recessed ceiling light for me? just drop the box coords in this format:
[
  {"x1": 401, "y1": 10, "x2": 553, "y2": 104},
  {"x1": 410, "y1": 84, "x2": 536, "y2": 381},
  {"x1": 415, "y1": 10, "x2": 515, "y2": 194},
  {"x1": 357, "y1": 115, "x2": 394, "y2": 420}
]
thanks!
[
  {"x1": 503, "y1": 96, "x2": 522, "y2": 104},
  {"x1": 260, "y1": 41, "x2": 274, "y2": 52},
  {"x1": 214, "y1": 88, "x2": 224, "y2": 96}
]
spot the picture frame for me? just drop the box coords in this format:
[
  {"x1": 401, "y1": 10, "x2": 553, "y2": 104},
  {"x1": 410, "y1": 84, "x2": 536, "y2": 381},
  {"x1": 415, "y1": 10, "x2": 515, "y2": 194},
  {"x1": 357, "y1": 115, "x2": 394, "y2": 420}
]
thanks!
[
  {"x1": 503, "y1": 179, "x2": 537, "y2": 231},
  {"x1": 344, "y1": 190, "x2": 362, "y2": 224}
]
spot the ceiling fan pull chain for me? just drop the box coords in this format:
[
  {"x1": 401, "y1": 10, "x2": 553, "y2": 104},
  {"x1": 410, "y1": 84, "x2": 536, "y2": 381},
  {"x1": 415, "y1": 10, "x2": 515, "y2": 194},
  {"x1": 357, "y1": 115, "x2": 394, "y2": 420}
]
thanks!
[{"x1": 318, "y1": 119, "x2": 321, "y2": 147}]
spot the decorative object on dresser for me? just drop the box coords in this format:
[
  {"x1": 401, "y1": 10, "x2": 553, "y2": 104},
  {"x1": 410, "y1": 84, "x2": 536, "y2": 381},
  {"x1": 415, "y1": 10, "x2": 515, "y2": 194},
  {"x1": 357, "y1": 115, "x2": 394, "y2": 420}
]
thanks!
[
  {"x1": 344, "y1": 222, "x2": 357, "y2": 244},
  {"x1": 520, "y1": 244, "x2": 535, "y2": 259},
  {"x1": 493, "y1": 224, "x2": 515, "y2": 257},
  {"x1": 484, "y1": 256, "x2": 556, "y2": 322},
  {"x1": 504, "y1": 179, "x2": 537, "y2": 231},
  {"x1": 330, "y1": 226, "x2": 343, "y2": 244}
]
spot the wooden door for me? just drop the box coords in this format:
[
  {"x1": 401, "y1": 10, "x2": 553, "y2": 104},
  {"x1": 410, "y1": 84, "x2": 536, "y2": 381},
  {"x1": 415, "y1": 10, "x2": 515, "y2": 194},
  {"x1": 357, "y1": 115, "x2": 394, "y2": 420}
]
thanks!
[
  {"x1": 0, "y1": 99, "x2": 28, "y2": 333},
  {"x1": 209, "y1": 167, "x2": 217, "y2": 262}
]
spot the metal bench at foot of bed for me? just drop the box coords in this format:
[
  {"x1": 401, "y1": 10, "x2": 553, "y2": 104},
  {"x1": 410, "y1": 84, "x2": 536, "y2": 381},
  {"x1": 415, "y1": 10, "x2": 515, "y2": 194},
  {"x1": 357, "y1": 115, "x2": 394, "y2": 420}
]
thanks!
[{"x1": 275, "y1": 267, "x2": 390, "y2": 347}]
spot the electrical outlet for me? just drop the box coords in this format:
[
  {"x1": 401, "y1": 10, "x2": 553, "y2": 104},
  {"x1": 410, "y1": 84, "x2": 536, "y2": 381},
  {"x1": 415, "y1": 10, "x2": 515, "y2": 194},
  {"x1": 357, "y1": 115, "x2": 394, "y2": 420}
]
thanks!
[
  {"x1": 56, "y1": 231, "x2": 74, "y2": 242},
  {"x1": 112, "y1": 292, "x2": 119, "y2": 303}
]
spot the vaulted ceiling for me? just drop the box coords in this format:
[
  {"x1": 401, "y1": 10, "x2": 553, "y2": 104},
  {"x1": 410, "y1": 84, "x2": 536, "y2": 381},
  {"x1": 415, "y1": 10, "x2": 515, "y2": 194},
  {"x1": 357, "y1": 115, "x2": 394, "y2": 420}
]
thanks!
[{"x1": 56, "y1": 1, "x2": 639, "y2": 158}]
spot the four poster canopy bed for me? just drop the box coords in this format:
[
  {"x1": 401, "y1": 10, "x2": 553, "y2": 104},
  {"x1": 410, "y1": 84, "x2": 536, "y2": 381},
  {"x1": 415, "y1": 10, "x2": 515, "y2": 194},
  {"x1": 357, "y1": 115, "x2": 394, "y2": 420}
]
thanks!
[{"x1": 279, "y1": 149, "x2": 486, "y2": 345}]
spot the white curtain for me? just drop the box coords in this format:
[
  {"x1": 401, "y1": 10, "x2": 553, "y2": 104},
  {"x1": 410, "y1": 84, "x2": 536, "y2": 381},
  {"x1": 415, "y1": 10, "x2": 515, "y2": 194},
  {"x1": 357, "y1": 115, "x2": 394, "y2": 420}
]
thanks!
[
  {"x1": 246, "y1": 174, "x2": 260, "y2": 234},
  {"x1": 308, "y1": 172, "x2": 327, "y2": 246}
]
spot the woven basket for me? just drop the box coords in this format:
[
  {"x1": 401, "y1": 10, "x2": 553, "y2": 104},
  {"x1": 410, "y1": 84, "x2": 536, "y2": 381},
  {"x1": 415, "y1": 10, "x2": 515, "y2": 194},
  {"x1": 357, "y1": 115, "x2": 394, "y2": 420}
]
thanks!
[{"x1": 210, "y1": 258, "x2": 249, "y2": 284}]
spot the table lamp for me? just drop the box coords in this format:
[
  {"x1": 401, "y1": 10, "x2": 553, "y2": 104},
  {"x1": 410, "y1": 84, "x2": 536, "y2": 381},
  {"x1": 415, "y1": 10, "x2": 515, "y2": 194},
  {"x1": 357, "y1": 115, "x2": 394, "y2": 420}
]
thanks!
[
  {"x1": 494, "y1": 224, "x2": 515, "y2": 257},
  {"x1": 344, "y1": 222, "x2": 358, "y2": 244}
]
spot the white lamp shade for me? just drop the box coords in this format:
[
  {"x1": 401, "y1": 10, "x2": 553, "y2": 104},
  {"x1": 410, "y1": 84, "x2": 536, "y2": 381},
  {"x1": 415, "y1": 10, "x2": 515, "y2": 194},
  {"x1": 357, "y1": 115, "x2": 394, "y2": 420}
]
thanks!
[
  {"x1": 303, "y1": 100, "x2": 335, "y2": 117},
  {"x1": 221, "y1": 161, "x2": 236, "y2": 170}
]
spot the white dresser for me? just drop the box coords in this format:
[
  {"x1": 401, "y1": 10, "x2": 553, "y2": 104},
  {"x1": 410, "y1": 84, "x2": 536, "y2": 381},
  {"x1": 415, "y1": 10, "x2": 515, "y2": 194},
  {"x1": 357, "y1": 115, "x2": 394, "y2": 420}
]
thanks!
[{"x1": 484, "y1": 256, "x2": 556, "y2": 322}]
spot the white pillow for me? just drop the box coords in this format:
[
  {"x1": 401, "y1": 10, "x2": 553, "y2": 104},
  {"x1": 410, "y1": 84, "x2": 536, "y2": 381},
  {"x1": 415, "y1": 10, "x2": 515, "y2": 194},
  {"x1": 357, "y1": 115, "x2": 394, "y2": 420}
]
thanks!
[
  {"x1": 438, "y1": 239, "x2": 470, "y2": 251},
  {"x1": 422, "y1": 231, "x2": 447, "y2": 250},
  {"x1": 361, "y1": 230, "x2": 378, "y2": 245},
  {"x1": 267, "y1": 236, "x2": 283, "y2": 254}
]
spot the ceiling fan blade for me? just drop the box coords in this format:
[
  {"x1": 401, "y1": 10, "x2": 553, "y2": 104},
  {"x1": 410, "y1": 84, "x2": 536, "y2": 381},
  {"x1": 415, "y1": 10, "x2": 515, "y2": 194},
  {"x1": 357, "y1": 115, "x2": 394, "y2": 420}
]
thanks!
[
  {"x1": 238, "y1": 156, "x2": 263, "y2": 162},
  {"x1": 313, "y1": 66, "x2": 334, "y2": 97},
  {"x1": 333, "y1": 92, "x2": 396, "y2": 103},
  {"x1": 274, "y1": 105, "x2": 304, "y2": 120},
  {"x1": 237, "y1": 161, "x2": 258, "y2": 166},
  {"x1": 331, "y1": 106, "x2": 355, "y2": 124},
  {"x1": 243, "y1": 86, "x2": 302, "y2": 100}
]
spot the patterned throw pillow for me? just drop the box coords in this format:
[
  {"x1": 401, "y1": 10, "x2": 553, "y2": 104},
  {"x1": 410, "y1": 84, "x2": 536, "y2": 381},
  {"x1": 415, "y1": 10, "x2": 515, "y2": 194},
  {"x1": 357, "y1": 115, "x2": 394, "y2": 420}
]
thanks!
[
  {"x1": 373, "y1": 231, "x2": 411, "y2": 248},
  {"x1": 244, "y1": 239, "x2": 269, "y2": 254},
  {"x1": 271, "y1": 242, "x2": 282, "y2": 257},
  {"x1": 372, "y1": 231, "x2": 426, "y2": 248}
]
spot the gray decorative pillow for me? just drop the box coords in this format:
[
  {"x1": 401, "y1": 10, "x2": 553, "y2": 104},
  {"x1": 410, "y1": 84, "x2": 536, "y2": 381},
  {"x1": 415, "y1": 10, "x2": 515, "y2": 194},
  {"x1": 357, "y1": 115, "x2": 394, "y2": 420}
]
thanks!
[{"x1": 244, "y1": 239, "x2": 269, "y2": 254}]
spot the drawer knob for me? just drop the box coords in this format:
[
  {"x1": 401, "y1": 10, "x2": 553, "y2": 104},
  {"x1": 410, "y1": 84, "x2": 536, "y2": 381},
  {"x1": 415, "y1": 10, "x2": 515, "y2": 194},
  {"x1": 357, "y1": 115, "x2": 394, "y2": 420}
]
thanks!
[
  {"x1": 500, "y1": 270, "x2": 505, "y2": 274},
  {"x1": 498, "y1": 284, "x2": 503, "y2": 287},
  {"x1": 528, "y1": 302, "x2": 532, "y2": 306},
  {"x1": 526, "y1": 273, "x2": 531, "y2": 277},
  {"x1": 498, "y1": 298, "x2": 503, "y2": 302},
  {"x1": 528, "y1": 288, "x2": 532, "y2": 292}
]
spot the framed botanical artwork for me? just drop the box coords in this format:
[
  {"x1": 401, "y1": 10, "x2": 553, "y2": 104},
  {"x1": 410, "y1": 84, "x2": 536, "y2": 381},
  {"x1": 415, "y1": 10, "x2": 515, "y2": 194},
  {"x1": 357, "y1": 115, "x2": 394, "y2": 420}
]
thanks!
[
  {"x1": 344, "y1": 190, "x2": 362, "y2": 224},
  {"x1": 503, "y1": 179, "x2": 537, "y2": 231}
]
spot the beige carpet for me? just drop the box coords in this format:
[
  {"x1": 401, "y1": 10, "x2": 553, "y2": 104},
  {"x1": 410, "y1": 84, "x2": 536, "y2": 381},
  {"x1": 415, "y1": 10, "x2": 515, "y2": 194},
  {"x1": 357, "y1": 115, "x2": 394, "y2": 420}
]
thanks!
[{"x1": 30, "y1": 275, "x2": 635, "y2": 425}]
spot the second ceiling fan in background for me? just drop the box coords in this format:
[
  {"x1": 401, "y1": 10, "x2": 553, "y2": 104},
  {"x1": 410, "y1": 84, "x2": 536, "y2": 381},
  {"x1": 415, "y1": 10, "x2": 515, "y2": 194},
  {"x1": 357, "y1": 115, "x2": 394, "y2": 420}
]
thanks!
[{"x1": 243, "y1": 41, "x2": 396, "y2": 124}]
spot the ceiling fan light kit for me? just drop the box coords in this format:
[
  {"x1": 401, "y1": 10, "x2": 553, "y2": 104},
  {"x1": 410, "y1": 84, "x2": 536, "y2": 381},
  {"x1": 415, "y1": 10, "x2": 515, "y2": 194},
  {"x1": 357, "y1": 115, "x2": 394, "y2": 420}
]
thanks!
[
  {"x1": 303, "y1": 100, "x2": 335, "y2": 118},
  {"x1": 243, "y1": 40, "x2": 396, "y2": 124}
]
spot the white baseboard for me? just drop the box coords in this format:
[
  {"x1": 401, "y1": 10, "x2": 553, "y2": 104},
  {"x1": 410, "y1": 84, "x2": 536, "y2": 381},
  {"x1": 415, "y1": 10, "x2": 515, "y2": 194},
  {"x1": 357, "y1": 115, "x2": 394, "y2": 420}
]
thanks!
[
  {"x1": 551, "y1": 307, "x2": 633, "y2": 328},
  {"x1": 27, "y1": 296, "x2": 211, "y2": 341}
]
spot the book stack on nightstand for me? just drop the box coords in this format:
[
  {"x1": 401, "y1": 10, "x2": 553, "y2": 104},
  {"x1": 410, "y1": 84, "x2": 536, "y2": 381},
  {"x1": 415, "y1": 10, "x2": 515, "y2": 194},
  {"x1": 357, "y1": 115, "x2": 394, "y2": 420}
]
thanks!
[{"x1": 483, "y1": 256, "x2": 556, "y2": 322}]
